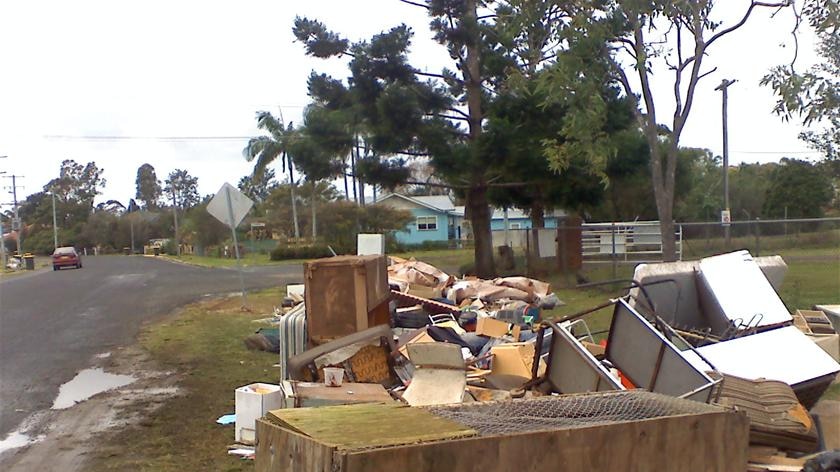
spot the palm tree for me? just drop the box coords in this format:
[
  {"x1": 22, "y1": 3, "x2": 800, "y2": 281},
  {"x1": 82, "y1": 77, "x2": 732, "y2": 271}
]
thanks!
[{"x1": 243, "y1": 111, "x2": 300, "y2": 239}]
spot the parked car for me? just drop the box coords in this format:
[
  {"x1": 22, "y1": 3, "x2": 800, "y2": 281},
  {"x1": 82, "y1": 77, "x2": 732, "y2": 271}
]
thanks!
[{"x1": 52, "y1": 246, "x2": 82, "y2": 270}]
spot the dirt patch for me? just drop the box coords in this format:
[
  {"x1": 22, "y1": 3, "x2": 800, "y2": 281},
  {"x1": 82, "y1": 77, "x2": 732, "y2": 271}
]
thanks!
[{"x1": 0, "y1": 345, "x2": 181, "y2": 472}]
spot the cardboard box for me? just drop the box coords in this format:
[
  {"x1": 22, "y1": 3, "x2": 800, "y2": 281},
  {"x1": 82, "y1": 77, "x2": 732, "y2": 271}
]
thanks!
[
  {"x1": 407, "y1": 284, "x2": 440, "y2": 300},
  {"x1": 476, "y1": 317, "x2": 510, "y2": 338},
  {"x1": 490, "y1": 342, "x2": 543, "y2": 379},
  {"x1": 235, "y1": 383, "x2": 284, "y2": 445}
]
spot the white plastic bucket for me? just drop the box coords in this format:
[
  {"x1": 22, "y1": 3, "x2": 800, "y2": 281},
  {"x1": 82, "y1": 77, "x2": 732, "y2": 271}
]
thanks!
[{"x1": 323, "y1": 367, "x2": 344, "y2": 387}]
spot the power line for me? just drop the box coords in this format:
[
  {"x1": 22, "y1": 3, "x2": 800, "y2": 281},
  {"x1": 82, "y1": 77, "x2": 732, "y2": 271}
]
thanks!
[
  {"x1": 44, "y1": 135, "x2": 253, "y2": 142},
  {"x1": 733, "y1": 150, "x2": 818, "y2": 154}
]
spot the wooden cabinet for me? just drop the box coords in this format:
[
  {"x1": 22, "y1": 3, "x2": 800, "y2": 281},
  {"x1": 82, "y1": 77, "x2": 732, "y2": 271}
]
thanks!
[{"x1": 304, "y1": 255, "x2": 390, "y2": 346}]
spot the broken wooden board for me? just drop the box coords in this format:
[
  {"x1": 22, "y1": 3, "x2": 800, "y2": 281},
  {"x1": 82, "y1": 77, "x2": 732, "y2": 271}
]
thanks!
[{"x1": 265, "y1": 403, "x2": 476, "y2": 451}]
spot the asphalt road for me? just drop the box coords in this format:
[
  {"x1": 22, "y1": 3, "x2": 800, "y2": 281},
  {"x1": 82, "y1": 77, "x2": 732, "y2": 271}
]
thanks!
[{"x1": 0, "y1": 255, "x2": 302, "y2": 437}]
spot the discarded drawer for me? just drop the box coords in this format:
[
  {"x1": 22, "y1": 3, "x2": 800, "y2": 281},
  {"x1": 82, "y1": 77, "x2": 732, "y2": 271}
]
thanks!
[
  {"x1": 304, "y1": 255, "x2": 390, "y2": 345},
  {"x1": 255, "y1": 391, "x2": 750, "y2": 472},
  {"x1": 683, "y1": 326, "x2": 840, "y2": 409}
]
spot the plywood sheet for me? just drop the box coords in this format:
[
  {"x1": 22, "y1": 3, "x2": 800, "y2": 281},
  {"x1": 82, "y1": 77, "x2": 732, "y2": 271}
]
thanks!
[{"x1": 265, "y1": 403, "x2": 476, "y2": 450}]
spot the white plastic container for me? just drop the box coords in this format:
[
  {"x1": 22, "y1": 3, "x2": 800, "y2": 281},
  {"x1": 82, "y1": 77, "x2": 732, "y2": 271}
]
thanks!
[
  {"x1": 323, "y1": 367, "x2": 345, "y2": 387},
  {"x1": 234, "y1": 383, "x2": 284, "y2": 445}
]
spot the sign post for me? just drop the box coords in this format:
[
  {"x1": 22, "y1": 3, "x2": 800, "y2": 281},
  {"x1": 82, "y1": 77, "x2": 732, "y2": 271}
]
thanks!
[{"x1": 208, "y1": 183, "x2": 254, "y2": 307}]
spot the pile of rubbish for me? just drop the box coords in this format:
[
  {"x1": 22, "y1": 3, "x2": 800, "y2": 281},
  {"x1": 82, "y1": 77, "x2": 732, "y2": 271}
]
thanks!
[{"x1": 233, "y1": 250, "x2": 840, "y2": 471}]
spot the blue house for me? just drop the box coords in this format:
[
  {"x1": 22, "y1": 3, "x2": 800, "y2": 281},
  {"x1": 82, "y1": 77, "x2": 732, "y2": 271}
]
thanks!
[
  {"x1": 376, "y1": 193, "x2": 566, "y2": 245},
  {"x1": 374, "y1": 194, "x2": 461, "y2": 245}
]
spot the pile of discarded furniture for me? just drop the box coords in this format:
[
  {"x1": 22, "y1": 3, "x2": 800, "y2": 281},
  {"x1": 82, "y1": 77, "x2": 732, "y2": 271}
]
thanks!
[{"x1": 236, "y1": 250, "x2": 839, "y2": 472}]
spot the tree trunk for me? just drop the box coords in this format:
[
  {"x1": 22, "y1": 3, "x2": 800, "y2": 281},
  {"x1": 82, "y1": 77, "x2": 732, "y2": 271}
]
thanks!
[
  {"x1": 467, "y1": 185, "x2": 495, "y2": 278},
  {"x1": 528, "y1": 201, "x2": 545, "y2": 274},
  {"x1": 343, "y1": 171, "x2": 350, "y2": 201},
  {"x1": 310, "y1": 181, "x2": 317, "y2": 239},
  {"x1": 288, "y1": 156, "x2": 300, "y2": 239},
  {"x1": 464, "y1": 0, "x2": 494, "y2": 277},
  {"x1": 650, "y1": 145, "x2": 678, "y2": 262},
  {"x1": 351, "y1": 139, "x2": 358, "y2": 203},
  {"x1": 356, "y1": 139, "x2": 367, "y2": 206}
]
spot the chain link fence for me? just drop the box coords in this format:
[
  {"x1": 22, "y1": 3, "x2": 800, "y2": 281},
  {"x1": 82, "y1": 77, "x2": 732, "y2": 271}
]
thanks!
[{"x1": 425, "y1": 390, "x2": 719, "y2": 436}]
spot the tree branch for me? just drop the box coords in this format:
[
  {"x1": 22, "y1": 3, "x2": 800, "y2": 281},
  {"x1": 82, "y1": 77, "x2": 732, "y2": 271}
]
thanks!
[
  {"x1": 398, "y1": 0, "x2": 429, "y2": 9},
  {"x1": 447, "y1": 107, "x2": 470, "y2": 119},
  {"x1": 414, "y1": 69, "x2": 464, "y2": 83},
  {"x1": 697, "y1": 67, "x2": 718, "y2": 80},
  {"x1": 706, "y1": 1, "x2": 791, "y2": 50},
  {"x1": 431, "y1": 113, "x2": 471, "y2": 122}
]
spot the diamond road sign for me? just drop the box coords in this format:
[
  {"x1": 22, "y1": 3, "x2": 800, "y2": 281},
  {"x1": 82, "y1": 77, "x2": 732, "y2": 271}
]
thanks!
[{"x1": 207, "y1": 183, "x2": 253, "y2": 229}]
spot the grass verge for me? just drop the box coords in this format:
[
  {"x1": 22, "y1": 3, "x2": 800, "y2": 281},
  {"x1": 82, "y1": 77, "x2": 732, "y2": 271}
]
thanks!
[
  {"x1": 166, "y1": 253, "x2": 298, "y2": 268},
  {"x1": 88, "y1": 289, "x2": 283, "y2": 471}
]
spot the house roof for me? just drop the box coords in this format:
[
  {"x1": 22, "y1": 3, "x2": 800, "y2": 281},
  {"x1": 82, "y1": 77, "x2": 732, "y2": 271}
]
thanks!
[{"x1": 374, "y1": 193, "x2": 455, "y2": 212}]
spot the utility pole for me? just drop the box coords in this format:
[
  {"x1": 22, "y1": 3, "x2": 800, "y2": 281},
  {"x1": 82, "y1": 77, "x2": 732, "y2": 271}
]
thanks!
[
  {"x1": 3, "y1": 174, "x2": 25, "y2": 255},
  {"x1": 715, "y1": 79, "x2": 736, "y2": 250},
  {"x1": 51, "y1": 192, "x2": 59, "y2": 250},
  {"x1": 171, "y1": 188, "x2": 181, "y2": 256}
]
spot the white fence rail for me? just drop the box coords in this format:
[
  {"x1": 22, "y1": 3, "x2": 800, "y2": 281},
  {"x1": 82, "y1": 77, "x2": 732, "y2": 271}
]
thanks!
[{"x1": 489, "y1": 220, "x2": 682, "y2": 264}]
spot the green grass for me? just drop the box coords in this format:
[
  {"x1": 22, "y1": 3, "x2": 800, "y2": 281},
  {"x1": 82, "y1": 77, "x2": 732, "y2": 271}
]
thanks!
[
  {"x1": 167, "y1": 253, "x2": 297, "y2": 268},
  {"x1": 823, "y1": 382, "x2": 840, "y2": 401},
  {"x1": 89, "y1": 289, "x2": 284, "y2": 471}
]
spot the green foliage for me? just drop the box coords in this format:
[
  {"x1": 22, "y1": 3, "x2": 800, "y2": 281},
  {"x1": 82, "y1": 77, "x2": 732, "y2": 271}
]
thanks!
[
  {"x1": 316, "y1": 200, "x2": 413, "y2": 254},
  {"x1": 182, "y1": 203, "x2": 230, "y2": 250},
  {"x1": 135, "y1": 163, "x2": 162, "y2": 209},
  {"x1": 269, "y1": 243, "x2": 332, "y2": 261},
  {"x1": 237, "y1": 168, "x2": 277, "y2": 204},
  {"x1": 45, "y1": 159, "x2": 106, "y2": 209},
  {"x1": 164, "y1": 169, "x2": 200, "y2": 210},
  {"x1": 763, "y1": 158, "x2": 835, "y2": 218}
]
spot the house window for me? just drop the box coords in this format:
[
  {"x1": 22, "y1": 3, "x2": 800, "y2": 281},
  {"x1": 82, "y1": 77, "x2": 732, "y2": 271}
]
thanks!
[
  {"x1": 417, "y1": 216, "x2": 438, "y2": 231},
  {"x1": 510, "y1": 222, "x2": 522, "y2": 230}
]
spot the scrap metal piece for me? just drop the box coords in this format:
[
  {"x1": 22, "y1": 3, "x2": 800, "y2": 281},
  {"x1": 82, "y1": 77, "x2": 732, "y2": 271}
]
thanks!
[{"x1": 606, "y1": 299, "x2": 718, "y2": 403}]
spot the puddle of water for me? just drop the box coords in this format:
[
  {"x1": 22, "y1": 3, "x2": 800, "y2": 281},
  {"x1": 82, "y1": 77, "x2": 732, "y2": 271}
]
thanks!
[
  {"x1": 0, "y1": 431, "x2": 43, "y2": 454},
  {"x1": 52, "y1": 368, "x2": 136, "y2": 410}
]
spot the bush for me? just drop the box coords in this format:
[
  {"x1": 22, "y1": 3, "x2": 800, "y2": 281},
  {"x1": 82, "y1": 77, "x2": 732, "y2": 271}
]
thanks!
[{"x1": 270, "y1": 244, "x2": 333, "y2": 261}]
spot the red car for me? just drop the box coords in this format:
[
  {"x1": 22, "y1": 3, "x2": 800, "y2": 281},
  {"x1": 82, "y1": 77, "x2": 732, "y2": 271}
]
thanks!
[{"x1": 52, "y1": 246, "x2": 83, "y2": 270}]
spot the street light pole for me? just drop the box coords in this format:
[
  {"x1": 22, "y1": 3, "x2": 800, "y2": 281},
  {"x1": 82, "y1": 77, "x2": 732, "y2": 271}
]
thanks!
[{"x1": 716, "y1": 79, "x2": 736, "y2": 250}]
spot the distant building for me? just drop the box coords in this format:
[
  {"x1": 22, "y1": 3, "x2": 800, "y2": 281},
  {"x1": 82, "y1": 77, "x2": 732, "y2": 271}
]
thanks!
[{"x1": 374, "y1": 193, "x2": 566, "y2": 245}]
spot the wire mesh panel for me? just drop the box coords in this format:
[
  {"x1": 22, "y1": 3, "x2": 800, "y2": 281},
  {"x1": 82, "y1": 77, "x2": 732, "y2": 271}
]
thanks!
[{"x1": 425, "y1": 390, "x2": 722, "y2": 436}]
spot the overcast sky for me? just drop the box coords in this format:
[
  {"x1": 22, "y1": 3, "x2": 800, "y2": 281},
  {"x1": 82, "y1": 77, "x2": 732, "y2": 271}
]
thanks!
[{"x1": 0, "y1": 1, "x2": 822, "y2": 206}]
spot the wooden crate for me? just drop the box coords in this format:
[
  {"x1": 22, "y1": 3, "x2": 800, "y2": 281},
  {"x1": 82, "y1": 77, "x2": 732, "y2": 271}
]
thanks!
[
  {"x1": 304, "y1": 255, "x2": 389, "y2": 345},
  {"x1": 255, "y1": 391, "x2": 750, "y2": 472}
]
